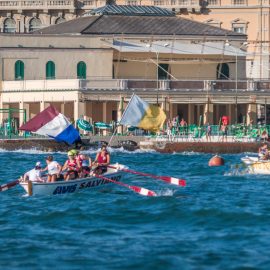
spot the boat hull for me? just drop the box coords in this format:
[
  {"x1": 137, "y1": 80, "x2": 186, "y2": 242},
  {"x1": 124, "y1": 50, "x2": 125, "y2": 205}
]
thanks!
[
  {"x1": 20, "y1": 164, "x2": 125, "y2": 196},
  {"x1": 241, "y1": 156, "x2": 270, "y2": 174}
]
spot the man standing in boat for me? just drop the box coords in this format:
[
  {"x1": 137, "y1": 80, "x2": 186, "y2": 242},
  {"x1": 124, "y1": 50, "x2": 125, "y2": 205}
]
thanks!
[
  {"x1": 92, "y1": 144, "x2": 110, "y2": 175},
  {"x1": 258, "y1": 143, "x2": 269, "y2": 160}
]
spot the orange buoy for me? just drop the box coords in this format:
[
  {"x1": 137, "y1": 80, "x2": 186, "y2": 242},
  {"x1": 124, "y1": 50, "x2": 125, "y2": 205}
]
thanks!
[{"x1": 208, "y1": 155, "x2": 225, "y2": 166}]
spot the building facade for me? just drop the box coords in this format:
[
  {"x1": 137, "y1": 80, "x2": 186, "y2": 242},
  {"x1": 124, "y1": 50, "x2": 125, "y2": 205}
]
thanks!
[
  {"x1": 1, "y1": 6, "x2": 266, "y2": 129},
  {"x1": 0, "y1": 0, "x2": 107, "y2": 33}
]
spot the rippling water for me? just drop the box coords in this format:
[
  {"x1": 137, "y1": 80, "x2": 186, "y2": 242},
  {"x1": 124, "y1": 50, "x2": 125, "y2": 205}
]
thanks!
[{"x1": 1, "y1": 148, "x2": 270, "y2": 269}]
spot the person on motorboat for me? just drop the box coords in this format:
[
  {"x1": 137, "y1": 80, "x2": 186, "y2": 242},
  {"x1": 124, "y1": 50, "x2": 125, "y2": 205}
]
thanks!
[
  {"x1": 23, "y1": 161, "x2": 43, "y2": 182},
  {"x1": 92, "y1": 144, "x2": 110, "y2": 175},
  {"x1": 61, "y1": 151, "x2": 81, "y2": 181},
  {"x1": 42, "y1": 155, "x2": 62, "y2": 182},
  {"x1": 258, "y1": 143, "x2": 269, "y2": 160}
]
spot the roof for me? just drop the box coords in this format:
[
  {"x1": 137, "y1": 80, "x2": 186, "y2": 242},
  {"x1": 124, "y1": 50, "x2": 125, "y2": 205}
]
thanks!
[
  {"x1": 84, "y1": 5, "x2": 174, "y2": 17},
  {"x1": 111, "y1": 40, "x2": 247, "y2": 56},
  {"x1": 34, "y1": 15, "x2": 245, "y2": 37}
]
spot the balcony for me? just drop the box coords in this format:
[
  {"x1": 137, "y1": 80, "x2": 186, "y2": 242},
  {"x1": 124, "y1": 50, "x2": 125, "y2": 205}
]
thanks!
[
  {"x1": 0, "y1": 0, "x2": 75, "y2": 11},
  {"x1": 2, "y1": 78, "x2": 268, "y2": 92},
  {"x1": 75, "y1": 0, "x2": 107, "y2": 10}
]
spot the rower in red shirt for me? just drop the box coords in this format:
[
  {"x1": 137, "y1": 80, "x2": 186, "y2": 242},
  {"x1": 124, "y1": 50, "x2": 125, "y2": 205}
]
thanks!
[{"x1": 92, "y1": 144, "x2": 110, "y2": 175}]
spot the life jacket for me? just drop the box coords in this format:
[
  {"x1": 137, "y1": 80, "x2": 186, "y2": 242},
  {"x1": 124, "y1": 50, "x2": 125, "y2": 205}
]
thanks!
[
  {"x1": 75, "y1": 155, "x2": 83, "y2": 167},
  {"x1": 67, "y1": 159, "x2": 77, "y2": 171},
  {"x1": 97, "y1": 151, "x2": 108, "y2": 164}
]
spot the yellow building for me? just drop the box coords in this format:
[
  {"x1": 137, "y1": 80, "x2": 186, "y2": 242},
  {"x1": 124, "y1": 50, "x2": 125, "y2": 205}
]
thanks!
[
  {"x1": 1, "y1": 5, "x2": 265, "y2": 127},
  {"x1": 115, "y1": 1, "x2": 270, "y2": 80}
]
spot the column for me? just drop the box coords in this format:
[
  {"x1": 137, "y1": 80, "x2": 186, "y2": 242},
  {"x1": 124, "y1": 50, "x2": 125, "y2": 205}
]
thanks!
[
  {"x1": 188, "y1": 104, "x2": 194, "y2": 125},
  {"x1": 117, "y1": 97, "x2": 124, "y2": 134},
  {"x1": 161, "y1": 97, "x2": 170, "y2": 119},
  {"x1": 102, "y1": 102, "x2": 108, "y2": 135},
  {"x1": 203, "y1": 103, "x2": 213, "y2": 124},
  {"x1": 74, "y1": 101, "x2": 85, "y2": 122},
  {"x1": 247, "y1": 104, "x2": 257, "y2": 125},
  {"x1": 19, "y1": 102, "x2": 29, "y2": 127},
  {"x1": 229, "y1": 104, "x2": 234, "y2": 124}
]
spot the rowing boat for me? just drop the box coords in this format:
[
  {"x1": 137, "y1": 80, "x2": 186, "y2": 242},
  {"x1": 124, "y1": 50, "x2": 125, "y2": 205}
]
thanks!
[
  {"x1": 241, "y1": 156, "x2": 270, "y2": 174},
  {"x1": 20, "y1": 163, "x2": 126, "y2": 196}
]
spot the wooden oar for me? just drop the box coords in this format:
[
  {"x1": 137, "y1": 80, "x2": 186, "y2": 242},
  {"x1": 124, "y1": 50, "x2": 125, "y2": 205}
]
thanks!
[
  {"x1": 108, "y1": 165, "x2": 186, "y2": 187},
  {"x1": 0, "y1": 179, "x2": 20, "y2": 192},
  {"x1": 94, "y1": 174, "x2": 156, "y2": 197}
]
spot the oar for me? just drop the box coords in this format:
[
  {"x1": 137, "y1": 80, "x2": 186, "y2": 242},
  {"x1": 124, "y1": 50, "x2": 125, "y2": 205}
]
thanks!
[
  {"x1": 94, "y1": 174, "x2": 156, "y2": 197},
  {"x1": 0, "y1": 179, "x2": 20, "y2": 192},
  {"x1": 108, "y1": 165, "x2": 186, "y2": 187}
]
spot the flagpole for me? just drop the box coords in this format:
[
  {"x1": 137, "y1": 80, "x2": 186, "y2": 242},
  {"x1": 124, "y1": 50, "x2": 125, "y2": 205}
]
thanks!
[{"x1": 108, "y1": 94, "x2": 135, "y2": 147}]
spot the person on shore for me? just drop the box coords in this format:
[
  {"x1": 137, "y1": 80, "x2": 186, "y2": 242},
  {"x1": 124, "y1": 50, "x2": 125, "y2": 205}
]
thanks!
[
  {"x1": 258, "y1": 143, "x2": 269, "y2": 160},
  {"x1": 42, "y1": 155, "x2": 62, "y2": 182},
  {"x1": 206, "y1": 123, "x2": 212, "y2": 142},
  {"x1": 220, "y1": 123, "x2": 228, "y2": 142},
  {"x1": 61, "y1": 151, "x2": 81, "y2": 181},
  {"x1": 92, "y1": 144, "x2": 110, "y2": 175},
  {"x1": 23, "y1": 162, "x2": 43, "y2": 182},
  {"x1": 180, "y1": 118, "x2": 187, "y2": 127}
]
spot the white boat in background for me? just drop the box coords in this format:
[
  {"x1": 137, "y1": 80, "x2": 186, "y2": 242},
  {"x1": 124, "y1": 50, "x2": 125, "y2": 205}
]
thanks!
[
  {"x1": 241, "y1": 156, "x2": 259, "y2": 165},
  {"x1": 241, "y1": 156, "x2": 270, "y2": 174},
  {"x1": 20, "y1": 164, "x2": 126, "y2": 196}
]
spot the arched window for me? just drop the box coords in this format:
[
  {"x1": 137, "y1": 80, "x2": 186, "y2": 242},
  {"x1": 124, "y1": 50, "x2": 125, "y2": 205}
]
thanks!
[
  {"x1": 55, "y1": 17, "x2": 66, "y2": 24},
  {"x1": 216, "y1": 63, "x2": 229, "y2": 80},
  {"x1": 15, "y1": 60, "x2": 24, "y2": 80},
  {"x1": 46, "y1": 61, "x2": 55, "y2": 79},
  {"x1": 29, "y1": 18, "x2": 42, "y2": 32},
  {"x1": 77, "y1": 61, "x2": 86, "y2": 79},
  {"x1": 3, "y1": 18, "x2": 16, "y2": 33}
]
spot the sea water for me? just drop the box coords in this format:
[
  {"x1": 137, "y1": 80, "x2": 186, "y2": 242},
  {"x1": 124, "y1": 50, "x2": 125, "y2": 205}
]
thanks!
[{"x1": 0, "y1": 149, "x2": 270, "y2": 269}]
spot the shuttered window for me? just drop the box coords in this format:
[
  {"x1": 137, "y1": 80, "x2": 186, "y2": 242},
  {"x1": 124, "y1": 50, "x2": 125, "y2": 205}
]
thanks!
[
  {"x1": 15, "y1": 60, "x2": 24, "y2": 80},
  {"x1": 46, "y1": 61, "x2": 55, "y2": 79},
  {"x1": 77, "y1": 61, "x2": 86, "y2": 79}
]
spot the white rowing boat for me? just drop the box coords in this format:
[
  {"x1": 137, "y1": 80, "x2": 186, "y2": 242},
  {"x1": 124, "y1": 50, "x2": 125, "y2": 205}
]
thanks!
[
  {"x1": 241, "y1": 156, "x2": 270, "y2": 174},
  {"x1": 20, "y1": 163, "x2": 126, "y2": 196}
]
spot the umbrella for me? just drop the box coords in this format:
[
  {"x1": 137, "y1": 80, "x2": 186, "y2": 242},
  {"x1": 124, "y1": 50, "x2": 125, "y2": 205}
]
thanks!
[
  {"x1": 94, "y1": 122, "x2": 112, "y2": 130},
  {"x1": 77, "y1": 119, "x2": 92, "y2": 132}
]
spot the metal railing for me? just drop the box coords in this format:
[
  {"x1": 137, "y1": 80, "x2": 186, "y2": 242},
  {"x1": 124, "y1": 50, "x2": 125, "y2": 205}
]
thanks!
[
  {"x1": 3, "y1": 78, "x2": 270, "y2": 92},
  {"x1": 0, "y1": 0, "x2": 75, "y2": 10}
]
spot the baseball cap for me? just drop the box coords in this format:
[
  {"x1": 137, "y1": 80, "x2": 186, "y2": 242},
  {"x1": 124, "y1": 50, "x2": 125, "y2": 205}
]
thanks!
[{"x1": 36, "y1": 161, "x2": 41, "y2": 167}]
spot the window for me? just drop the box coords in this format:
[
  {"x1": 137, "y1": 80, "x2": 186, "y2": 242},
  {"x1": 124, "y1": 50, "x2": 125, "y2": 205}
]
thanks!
[
  {"x1": 77, "y1": 61, "x2": 86, "y2": 79},
  {"x1": 232, "y1": 0, "x2": 245, "y2": 5},
  {"x1": 15, "y1": 60, "x2": 24, "y2": 80},
  {"x1": 233, "y1": 26, "x2": 245, "y2": 33},
  {"x1": 3, "y1": 18, "x2": 16, "y2": 33},
  {"x1": 216, "y1": 63, "x2": 229, "y2": 80},
  {"x1": 207, "y1": 0, "x2": 218, "y2": 5},
  {"x1": 29, "y1": 18, "x2": 42, "y2": 32},
  {"x1": 55, "y1": 17, "x2": 66, "y2": 24},
  {"x1": 46, "y1": 61, "x2": 55, "y2": 79},
  {"x1": 158, "y1": 64, "x2": 169, "y2": 80}
]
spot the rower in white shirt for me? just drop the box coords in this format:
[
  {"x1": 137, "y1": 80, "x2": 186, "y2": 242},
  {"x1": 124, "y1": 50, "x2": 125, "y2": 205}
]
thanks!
[{"x1": 23, "y1": 161, "x2": 43, "y2": 182}]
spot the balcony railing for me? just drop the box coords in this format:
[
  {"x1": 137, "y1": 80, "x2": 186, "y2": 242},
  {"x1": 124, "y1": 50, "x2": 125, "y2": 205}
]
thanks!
[
  {"x1": 75, "y1": 0, "x2": 107, "y2": 9},
  {"x1": 2, "y1": 78, "x2": 270, "y2": 92},
  {"x1": 0, "y1": 0, "x2": 75, "y2": 10}
]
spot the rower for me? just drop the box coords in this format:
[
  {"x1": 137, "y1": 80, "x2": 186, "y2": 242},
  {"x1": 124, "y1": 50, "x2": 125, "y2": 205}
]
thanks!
[
  {"x1": 42, "y1": 156, "x2": 62, "y2": 183},
  {"x1": 258, "y1": 143, "x2": 269, "y2": 160},
  {"x1": 92, "y1": 144, "x2": 110, "y2": 175},
  {"x1": 61, "y1": 151, "x2": 81, "y2": 181},
  {"x1": 23, "y1": 161, "x2": 43, "y2": 182}
]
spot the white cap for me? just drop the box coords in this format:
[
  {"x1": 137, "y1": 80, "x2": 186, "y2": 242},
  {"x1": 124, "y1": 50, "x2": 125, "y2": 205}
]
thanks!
[{"x1": 36, "y1": 161, "x2": 41, "y2": 167}]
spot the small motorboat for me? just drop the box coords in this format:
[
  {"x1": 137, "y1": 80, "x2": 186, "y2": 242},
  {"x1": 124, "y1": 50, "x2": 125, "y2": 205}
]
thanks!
[
  {"x1": 19, "y1": 163, "x2": 126, "y2": 196},
  {"x1": 241, "y1": 156, "x2": 270, "y2": 174},
  {"x1": 241, "y1": 156, "x2": 259, "y2": 165}
]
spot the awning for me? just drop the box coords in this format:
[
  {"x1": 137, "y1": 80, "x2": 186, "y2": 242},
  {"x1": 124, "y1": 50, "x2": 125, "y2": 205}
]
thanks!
[{"x1": 110, "y1": 40, "x2": 247, "y2": 57}]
